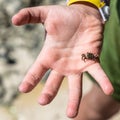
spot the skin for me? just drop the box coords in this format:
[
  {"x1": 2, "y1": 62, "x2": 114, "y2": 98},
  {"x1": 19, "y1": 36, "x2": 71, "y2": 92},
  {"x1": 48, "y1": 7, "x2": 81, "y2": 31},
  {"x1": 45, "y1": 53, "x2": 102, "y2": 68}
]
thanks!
[
  {"x1": 73, "y1": 84, "x2": 120, "y2": 120},
  {"x1": 12, "y1": 4, "x2": 114, "y2": 118}
]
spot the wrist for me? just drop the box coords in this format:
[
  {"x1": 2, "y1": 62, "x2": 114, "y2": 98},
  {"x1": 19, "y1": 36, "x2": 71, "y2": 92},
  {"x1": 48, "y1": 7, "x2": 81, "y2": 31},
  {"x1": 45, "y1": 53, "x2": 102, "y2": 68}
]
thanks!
[
  {"x1": 67, "y1": 0, "x2": 110, "y2": 22},
  {"x1": 69, "y1": 3, "x2": 103, "y2": 21}
]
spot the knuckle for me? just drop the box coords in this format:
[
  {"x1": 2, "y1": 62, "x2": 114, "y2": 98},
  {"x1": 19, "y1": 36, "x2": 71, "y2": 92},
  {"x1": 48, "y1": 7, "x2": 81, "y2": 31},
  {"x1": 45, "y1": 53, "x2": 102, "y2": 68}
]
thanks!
[{"x1": 29, "y1": 72, "x2": 40, "y2": 85}]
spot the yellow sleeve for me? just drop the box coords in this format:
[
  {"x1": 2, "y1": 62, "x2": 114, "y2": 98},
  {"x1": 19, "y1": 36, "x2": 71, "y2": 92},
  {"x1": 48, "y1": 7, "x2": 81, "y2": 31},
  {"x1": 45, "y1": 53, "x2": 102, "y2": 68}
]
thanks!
[{"x1": 67, "y1": 0, "x2": 105, "y2": 8}]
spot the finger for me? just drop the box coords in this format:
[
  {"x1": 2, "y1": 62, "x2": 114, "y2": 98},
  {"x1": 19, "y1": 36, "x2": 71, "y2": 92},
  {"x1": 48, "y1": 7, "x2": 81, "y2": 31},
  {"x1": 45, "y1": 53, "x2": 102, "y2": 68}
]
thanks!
[
  {"x1": 19, "y1": 56, "x2": 48, "y2": 93},
  {"x1": 12, "y1": 6, "x2": 50, "y2": 25},
  {"x1": 67, "y1": 74, "x2": 82, "y2": 118},
  {"x1": 38, "y1": 70, "x2": 64, "y2": 105},
  {"x1": 87, "y1": 63, "x2": 114, "y2": 95}
]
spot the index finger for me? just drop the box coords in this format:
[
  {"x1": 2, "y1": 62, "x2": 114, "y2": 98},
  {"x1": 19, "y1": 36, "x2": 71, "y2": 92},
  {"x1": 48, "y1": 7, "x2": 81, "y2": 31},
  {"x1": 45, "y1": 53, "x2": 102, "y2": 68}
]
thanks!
[{"x1": 19, "y1": 55, "x2": 48, "y2": 93}]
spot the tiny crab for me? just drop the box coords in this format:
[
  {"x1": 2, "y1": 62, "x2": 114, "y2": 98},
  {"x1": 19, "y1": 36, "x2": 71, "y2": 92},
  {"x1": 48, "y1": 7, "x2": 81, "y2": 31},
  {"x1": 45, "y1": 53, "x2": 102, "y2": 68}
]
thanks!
[{"x1": 81, "y1": 52, "x2": 99, "y2": 62}]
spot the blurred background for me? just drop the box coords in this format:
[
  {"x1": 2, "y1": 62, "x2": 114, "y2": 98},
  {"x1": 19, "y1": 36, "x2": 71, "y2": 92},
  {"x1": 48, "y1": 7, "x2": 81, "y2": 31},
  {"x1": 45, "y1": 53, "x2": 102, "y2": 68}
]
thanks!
[{"x1": 0, "y1": 0, "x2": 120, "y2": 120}]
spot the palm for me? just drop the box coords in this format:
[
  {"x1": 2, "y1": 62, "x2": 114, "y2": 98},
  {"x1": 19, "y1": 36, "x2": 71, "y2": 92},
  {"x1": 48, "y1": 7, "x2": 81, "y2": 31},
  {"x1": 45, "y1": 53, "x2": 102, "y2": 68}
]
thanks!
[
  {"x1": 12, "y1": 5, "x2": 113, "y2": 118},
  {"x1": 40, "y1": 6, "x2": 101, "y2": 74}
]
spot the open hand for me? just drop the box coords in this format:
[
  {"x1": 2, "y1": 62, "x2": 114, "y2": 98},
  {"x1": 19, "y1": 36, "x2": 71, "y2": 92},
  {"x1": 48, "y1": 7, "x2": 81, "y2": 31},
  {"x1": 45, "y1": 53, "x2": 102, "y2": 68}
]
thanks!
[{"x1": 12, "y1": 4, "x2": 114, "y2": 118}]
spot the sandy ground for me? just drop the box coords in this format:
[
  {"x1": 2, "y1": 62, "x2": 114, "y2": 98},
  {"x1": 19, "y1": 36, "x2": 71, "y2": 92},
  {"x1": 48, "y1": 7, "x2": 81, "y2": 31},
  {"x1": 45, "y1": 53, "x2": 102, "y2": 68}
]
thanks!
[{"x1": 0, "y1": 76, "x2": 120, "y2": 120}]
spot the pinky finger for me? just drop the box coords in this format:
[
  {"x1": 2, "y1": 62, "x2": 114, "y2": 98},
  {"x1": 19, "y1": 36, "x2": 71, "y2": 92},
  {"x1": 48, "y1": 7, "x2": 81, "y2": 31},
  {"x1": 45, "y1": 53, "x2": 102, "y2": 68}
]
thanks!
[{"x1": 87, "y1": 63, "x2": 114, "y2": 95}]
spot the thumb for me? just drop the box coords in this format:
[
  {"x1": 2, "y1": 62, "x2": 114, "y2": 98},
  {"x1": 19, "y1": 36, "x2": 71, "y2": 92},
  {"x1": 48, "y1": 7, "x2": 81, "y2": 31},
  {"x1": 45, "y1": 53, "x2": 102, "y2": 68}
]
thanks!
[{"x1": 12, "y1": 6, "x2": 50, "y2": 26}]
